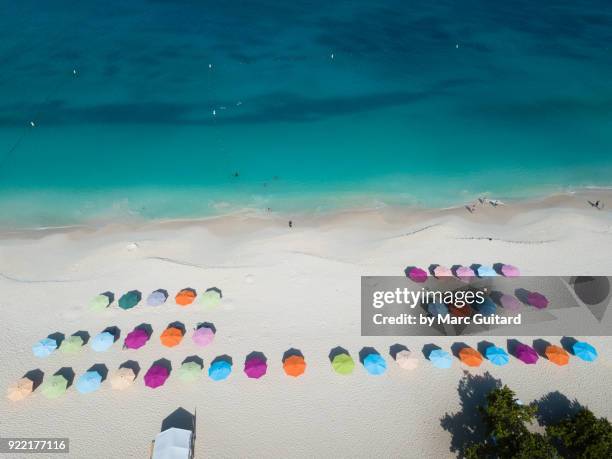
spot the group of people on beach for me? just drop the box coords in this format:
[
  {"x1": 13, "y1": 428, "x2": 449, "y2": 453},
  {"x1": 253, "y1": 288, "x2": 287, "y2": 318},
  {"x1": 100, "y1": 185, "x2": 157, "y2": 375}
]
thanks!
[{"x1": 465, "y1": 197, "x2": 503, "y2": 213}]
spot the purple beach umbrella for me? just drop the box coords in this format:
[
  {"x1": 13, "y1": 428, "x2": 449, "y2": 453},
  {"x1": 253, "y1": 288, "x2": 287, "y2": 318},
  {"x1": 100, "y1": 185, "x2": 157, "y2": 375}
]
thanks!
[
  {"x1": 515, "y1": 344, "x2": 539, "y2": 364},
  {"x1": 406, "y1": 267, "x2": 428, "y2": 283},
  {"x1": 144, "y1": 365, "x2": 169, "y2": 388},
  {"x1": 244, "y1": 356, "x2": 267, "y2": 379},
  {"x1": 455, "y1": 266, "x2": 475, "y2": 282},
  {"x1": 192, "y1": 327, "x2": 215, "y2": 347},
  {"x1": 501, "y1": 264, "x2": 520, "y2": 277},
  {"x1": 124, "y1": 328, "x2": 149, "y2": 350},
  {"x1": 527, "y1": 292, "x2": 549, "y2": 309}
]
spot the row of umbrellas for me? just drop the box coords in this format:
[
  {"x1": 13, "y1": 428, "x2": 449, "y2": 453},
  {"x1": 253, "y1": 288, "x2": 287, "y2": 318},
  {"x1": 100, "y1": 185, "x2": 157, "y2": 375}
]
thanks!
[
  {"x1": 405, "y1": 263, "x2": 521, "y2": 283},
  {"x1": 8, "y1": 340, "x2": 599, "y2": 401},
  {"x1": 32, "y1": 322, "x2": 217, "y2": 358},
  {"x1": 89, "y1": 287, "x2": 222, "y2": 312}
]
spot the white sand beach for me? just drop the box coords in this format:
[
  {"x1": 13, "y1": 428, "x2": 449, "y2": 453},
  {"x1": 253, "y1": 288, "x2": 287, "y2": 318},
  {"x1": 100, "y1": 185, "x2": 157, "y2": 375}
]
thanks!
[{"x1": 1, "y1": 190, "x2": 612, "y2": 458}]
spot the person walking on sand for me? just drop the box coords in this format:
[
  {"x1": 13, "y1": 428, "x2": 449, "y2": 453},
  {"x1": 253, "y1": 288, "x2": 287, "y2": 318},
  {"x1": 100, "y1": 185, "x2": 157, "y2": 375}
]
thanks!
[{"x1": 288, "y1": 220, "x2": 293, "y2": 228}]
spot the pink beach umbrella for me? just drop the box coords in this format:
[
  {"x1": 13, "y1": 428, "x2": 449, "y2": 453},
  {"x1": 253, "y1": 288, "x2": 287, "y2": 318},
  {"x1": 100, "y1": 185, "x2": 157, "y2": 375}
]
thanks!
[
  {"x1": 192, "y1": 327, "x2": 215, "y2": 347},
  {"x1": 527, "y1": 292, "x2": 549, "y2": 309},
  {"x1": 515, "y1": 344, "x2": 539, "y2": 364},
  {"x1": 500, "y1": 294, "x2": 522, "y2": 312},
  {"x1": 124, "y1": 328, "x2": 150, "y2": 350},
  {"x1": 144, "y1": 365, "x2": 169, "y2": 388},
  {"x1": 406, "y1": 267, "x2": 428, "y2": 283},
  {"x1": 244, "y1": 356, "x2": 267, "y2": 379},
  {"x1": 455, "y1": 266, "x2": 475, "y2": 282},
  {"x1": 433, "y1": 265, "x2": 453, "y2": 279},
  {"x1": 501, "y1": 264, "x2": 521, "y2": 277}
]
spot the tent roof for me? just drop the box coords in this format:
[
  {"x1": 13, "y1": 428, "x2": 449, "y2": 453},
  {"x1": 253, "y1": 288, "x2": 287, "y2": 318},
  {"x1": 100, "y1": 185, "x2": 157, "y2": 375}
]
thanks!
[{"x1": 152, "y1": 428, "x2": 192, "y2": 459}]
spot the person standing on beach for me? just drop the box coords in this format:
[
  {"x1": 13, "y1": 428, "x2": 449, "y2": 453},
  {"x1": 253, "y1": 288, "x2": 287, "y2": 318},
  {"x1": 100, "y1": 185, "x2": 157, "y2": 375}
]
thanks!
[{"x1": 288, "y1": 220, "x2": 293, "y2": 228}]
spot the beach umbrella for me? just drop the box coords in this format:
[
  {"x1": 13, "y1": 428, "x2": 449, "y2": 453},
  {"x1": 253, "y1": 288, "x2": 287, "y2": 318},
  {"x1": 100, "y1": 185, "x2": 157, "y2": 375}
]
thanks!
[
  {"x1": 118, "y1": 290, "x2": 141, "y2": 310},
  {"x1": 200, "y1": 289, "x2": 222, "y2": 309},
  {"x1": 6, "y1": 377, "x2": 34, "y2": 401},
  {"x1": 175, "y1": 288, "x2": 196, "y2": 306},
  {"x1": 192, "y1": 327, "x2": 215, "y2": 347},
  {"x1": 110, "y1": 368, "x2": 136, "y2": 390},
  {"x1": 144, "y1": 365, "x2": 170, "y2": 389},
  {"x1": 485, "y1": 346, "x2": 510, "y2": 366},
  {"x1": 500, "y1": 294, "x2": 522, "y2": 312},
  {"x1": 450, "y1": 304, "x2": 473, "y2": 317},
  {"x1": 429, "y1": 349, "x2": 452, "y2": 369},
  {"x1": 160, "y1": 327, "x2": 184, "y2": 347},
  {"x1": 147, "y1": 289, "x2": 167, "y2": 306},
  {"x1": 433, "y1": 265, "x2": 453, "y2": 279},
  {"x1": 573, "y1": 341, "x2": 598, "y2": 362},
  {"x1": 178, "y1": 362, "x2": 202, "y2": 382},
  {"x1": 32, "y1": 337, "x2": 57, "y2": 358},
  {"x1": 76, "y1": 371, "x2": 102, "y2": 394},
  {"x1": 363, "y1": 353, "x2": 387, "y2": 375},
  {"x1": 41, "y1": 375, "x2": 68, "y2": 399},
  {"x1": 427, "y1": 302, "x2": 449, "y2": 317},
  {"x1": 331, "y1": 353, "x2": 355, "y2": 375},
  {"x1": 209, "y1": 360, "x2": 232, "y2": 381},
  {"x1": 407, "y1": 267, "x2": 428, "y2": 283},
  {"x1": 283, "y1": 355, "x2": 306, "y2": 377},
  {"x1": 124, "y1": 328, "x2": 150, "y2": 349},
  {"x1": 91, "y1": 332, "x2": 114, "y2": 352},
  {"x1": 455, "y1": 266, "x2": 475, "y2": 282},
  {"x1": 527, "y1": 292, "x2": 549, "y2": 309},
  {"x1": 244, "y1": 356, "x2": 267, "y2": 379},
  {"x1": 459, "y1": 347, "x2": 484, "y2": 367},
  {"x1": 60, "y1": 335, "x2": 84, "y2": 353},
  {"x1": 90, "y1": 294, "x2": 111, "y2": 312},
  {"x1": 477, "y1": 297, "x2": 497, "y2": 316},
  {"x1": 395, "y1": 350, "x2": 419, "y2": 370},
  {"x1": 501, "y1": 264, "x2": 520, "y2": 277},
  {"x1": 516, "y1": 344, "x2": 539, "y2": 364},
  {"x1": 545, "y1": 345, "x2": 569, "y2": 366},
  {"x1": 476, "y1": 266, "x2": 497, "y2": 277}
]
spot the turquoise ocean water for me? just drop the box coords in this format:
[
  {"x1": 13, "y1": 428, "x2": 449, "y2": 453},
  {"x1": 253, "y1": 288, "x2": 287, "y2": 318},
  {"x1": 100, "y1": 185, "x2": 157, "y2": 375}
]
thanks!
[{"x1": 1, "y1": 1, "x2": 612, "y2": 227}]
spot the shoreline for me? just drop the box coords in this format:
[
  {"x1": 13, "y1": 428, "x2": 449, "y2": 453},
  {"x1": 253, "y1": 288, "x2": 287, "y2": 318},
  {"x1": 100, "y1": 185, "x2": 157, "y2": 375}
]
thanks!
[{"x1": 1, "y1": 187, "x2": 611, "y2": 237}]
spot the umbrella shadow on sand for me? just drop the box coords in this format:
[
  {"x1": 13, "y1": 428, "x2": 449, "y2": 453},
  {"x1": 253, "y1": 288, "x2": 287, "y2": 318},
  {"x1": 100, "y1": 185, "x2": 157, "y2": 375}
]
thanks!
[
  {"x1": 47, "y1": 332, "x2": 65, "y2": 346},
  {"x1": 476, "y1": 340, "x2": 496, "y2": 356},
  {"x1": 167, "y1": 321, "x2": 186, "y2": 335},
  {"x1": 421, "y1": 343, "x2": 442, "y2": 360},
  {"x1": 506, "y1": 339, "x2": 523, "y2": 357},
  {"x1": 282, "y1": 348, "x2": 304, "y2": 362},
  {"x1": 182, "y1": 356, "x2": 204, "y2": 368},
  {"x1": 246, "y1": 351, "x2": 267, "y2": 363},
  {"x1": 205, "y1": 287, "x2": 223, "y2": 297},
  {"x1": 23, "y1": 369, "x2": 44, "y2": 390},
  {"x1": 103, "y1": 326, "x2": 121, "y2": 342},
  {"x1": 152, "y1": 359, "x2": 172, "y2": 373},
  {"x1": 88, "y1": 364, "x2": 109, "y2": 381},
  {"x1": 161, "y1": 407, "x2": 196, "y2": 432},
  {"x1": 54, "y1": 367, "x2": 75, "y2": 388},
  {"x1": 560, "y1": 336, "x2": 579, "y2": 355},
  {"x1": 119, "y1": 360, "x2": 141, "y2": 377},
  {"x1": 450, "y1": 342, "x2": 472, "y2": 359},
  {"x1": 389, "y1": 344, "x2": 409, "y2": 360},
  {"x1": 440, "y1": 371, "x2": 503, "y2": 457},
  {"x1": 196, "y1": 322, "x2": 216, "y2": 333},
  {"x1": 134, "y1": 323, "x2": 153, "y2": 337},
  {"x1": 532, "y1": 339, "x2": 552, "y2": 358},
  {"x1": 358, "y1": 347, "x2": 380, "y2": 364},
  {"x1": 72, "y1": 331, "x2": 90, "y2": 345},
  {"x1": 328, "y1": 346, "x2": 350, "y2": 362},
  {"x1": 211, "y1": 355, "x2": 233, "y2": 366}
]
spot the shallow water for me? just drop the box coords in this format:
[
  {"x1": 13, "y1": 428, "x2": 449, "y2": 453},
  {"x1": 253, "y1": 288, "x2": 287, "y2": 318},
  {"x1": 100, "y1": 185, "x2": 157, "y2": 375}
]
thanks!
[{"x1": 1, "y1": 0, "x2": 612, "y2": 226}]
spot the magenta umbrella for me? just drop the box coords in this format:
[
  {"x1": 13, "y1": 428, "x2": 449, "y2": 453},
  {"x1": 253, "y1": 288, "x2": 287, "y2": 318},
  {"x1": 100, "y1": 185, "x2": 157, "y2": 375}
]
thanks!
[
  {"x1": 516, "y1": 344, "x2": 539, "y2": 364},
  {"x1": 501, "y1": 264, "x2": 520, "y2": 277},
  {"x1": 406, "y1": 267, "x2": 428, "y2": 283},
  {"x1": 124, "y1": 328, "x2": 150, "y2": 349},
  {"x1": 144, "y1": 365, "x2": 169, "y2": 388},
  {"x1": 500, "y1": 294, "x2": 522, "y2": 312},
  {"x1": 244, "y1": 357, "x2": 267, "y2": 379},
  {"x1": 527, "y1": 292, "x2": 549, "y2": 309},
  {"x1": 455, "y1": 266, "x2": 475, "y2": 282},
  {"x1": 192, "y1": 327, "x2": 215, "y2": 347}
]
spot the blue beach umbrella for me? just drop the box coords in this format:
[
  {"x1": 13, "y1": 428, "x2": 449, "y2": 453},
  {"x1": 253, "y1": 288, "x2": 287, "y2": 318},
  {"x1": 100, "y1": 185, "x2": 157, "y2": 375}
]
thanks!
[
  {"x1": 428, "y1": 302, "x2": 449, "y2": 317},
  {"x1": 76, "y1": 371, "x2": 102, "y2": 394},
  {"x1": 147, "y1": 289, "x2": 168, "y2": 307},
  {"x1": 209, "y1": 360, "x2": 232, "y2": 381},
  {"x1": 429, "y1": 349, "x2": 452, "y2": 369},
  {"x1": 573, "y1": 341, "x2": 598, "y2": 362},
  {"x1": 477, "y1": 298, "x2": 497, "y2": 316},
  {"x1": 32, "y1": 338, "x2": 57, "y2": 358},
  {"x1": 91, "y1": 332, "x2": 115, "y2": 352},
  {"x1": 477, "y1": 266, "x2": 498, "y2": 277},
  {"x1": 485, "y1": 346, "x2": 510, "y2": 366},
  {"x1": 363, "y1": 353, "x2": 387, "y2": 375}
]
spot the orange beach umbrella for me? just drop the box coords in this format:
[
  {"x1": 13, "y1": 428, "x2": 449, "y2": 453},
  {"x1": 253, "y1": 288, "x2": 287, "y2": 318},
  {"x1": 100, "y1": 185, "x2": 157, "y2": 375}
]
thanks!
[
  {"x1": 459, "y1": 347, "x2": 483, "y2": 367},
  {"x1": 283, "y1": 355, "x2": 306, "y2": 377},
  {"x1": 175, "y1": 288, "x2": 196, "y2": 306},
  {"x1": 545, "y1": 345, "x2": 569, "y2": 366},
  {"x1": 160, "y1": 327, "x2": 184, "y2": 347}
]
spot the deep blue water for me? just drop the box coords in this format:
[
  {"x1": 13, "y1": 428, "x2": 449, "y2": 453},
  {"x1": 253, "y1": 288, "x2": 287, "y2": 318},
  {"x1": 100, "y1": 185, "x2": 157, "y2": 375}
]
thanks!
[{"x1": 1, "y1": 0, "x2": 612, "y2": 226}]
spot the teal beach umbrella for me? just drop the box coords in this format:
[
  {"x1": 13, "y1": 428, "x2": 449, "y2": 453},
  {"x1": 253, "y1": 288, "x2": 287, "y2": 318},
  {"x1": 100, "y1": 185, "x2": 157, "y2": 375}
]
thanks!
[
  {"x1": 363, "y1": 353, "x2": 387, "y2": 375},
  {"x1": 76, "y1": 371, "x2": 102, "y2": 394},
  {"x1": 485, "y1": 346, "x2": 510, "y2": 366},
  {"x1": 32, "y1": 338, "x2": 58, "y2": 358},
  {"x1": 429, "y1": 349, "x2": 452, "y2": 369},
  {"x1": 209, "y1": 360, "x2": 232, "y2": 381},
  {"x1": 118, "y1": 290, "x2": 141, "y2": 310},
  {"x1": 573, "y1": 341, "x2": 598, "y2": 362}
]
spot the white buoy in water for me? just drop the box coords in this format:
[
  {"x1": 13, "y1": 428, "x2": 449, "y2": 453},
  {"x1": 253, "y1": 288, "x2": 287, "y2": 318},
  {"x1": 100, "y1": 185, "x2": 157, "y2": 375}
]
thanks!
[
  {"x1": 331, "y1": 53, "x2": 334, "y2": 59},
  {"x1": 456, "y1": 43, "x2": 459, "y2": 49},
  {"x1": 212, "y1": 109, "x2": 216, "y2": 116},
  {"x1": 208, "y1": 63, "x2": 212, "y2": 69},
  {"x1": 30, "y1": 121, "x2": 35, "y2": 127}
]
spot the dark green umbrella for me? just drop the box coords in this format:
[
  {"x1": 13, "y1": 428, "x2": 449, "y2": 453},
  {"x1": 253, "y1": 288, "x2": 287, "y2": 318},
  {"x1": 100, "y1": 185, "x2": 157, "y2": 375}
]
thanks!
[{"x1": 118, "y1": 290, "x2": 141, "y2": 310}]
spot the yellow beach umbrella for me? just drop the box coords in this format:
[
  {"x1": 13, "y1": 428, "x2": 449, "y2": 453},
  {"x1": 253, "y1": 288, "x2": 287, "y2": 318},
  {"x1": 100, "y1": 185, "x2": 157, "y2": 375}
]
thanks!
[
  {"x1": 6, "y1": 377, "x2": 34, "y2": 401},
  {"x1": 110, "y1": 368, "x2": 136, "y2": 390}
]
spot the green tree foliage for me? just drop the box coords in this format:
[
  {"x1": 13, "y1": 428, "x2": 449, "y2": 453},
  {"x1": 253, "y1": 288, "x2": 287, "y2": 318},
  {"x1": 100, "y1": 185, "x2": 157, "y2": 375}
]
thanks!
[{"x1": 547, "y1": 408, "x2": 612, "y2": 458}]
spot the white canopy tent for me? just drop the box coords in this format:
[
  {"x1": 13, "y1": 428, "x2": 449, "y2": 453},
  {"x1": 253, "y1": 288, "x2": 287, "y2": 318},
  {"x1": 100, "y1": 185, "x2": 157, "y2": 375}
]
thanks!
[{"x1": 151, "y1": 428, "x2": 193, "y2": 459}]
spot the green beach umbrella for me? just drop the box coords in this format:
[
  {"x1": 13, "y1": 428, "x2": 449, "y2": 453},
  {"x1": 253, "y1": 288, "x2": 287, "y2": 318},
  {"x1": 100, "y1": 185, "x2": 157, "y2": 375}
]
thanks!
[
  {"x1": 41, "y1": 375, "x2": 68, "y2": 399},
  {"x1": 178, "y1": 362, "x2": 202, "y2": 382},
  {"x1": 60, "y1": 335, "x2": 84, "y2": 353},
  {"x1": 118, "y1": 290, "x2": 141, "y2": 310},
  {"x1": 332, "y1": 354, "x2": 355, "y2": 375},
  {"x1": 200, "y1": 288, "x2": 221, "y2": 309},
  {"x1": 90, "y1": 294, "x2": 110, "y2": 312}
]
